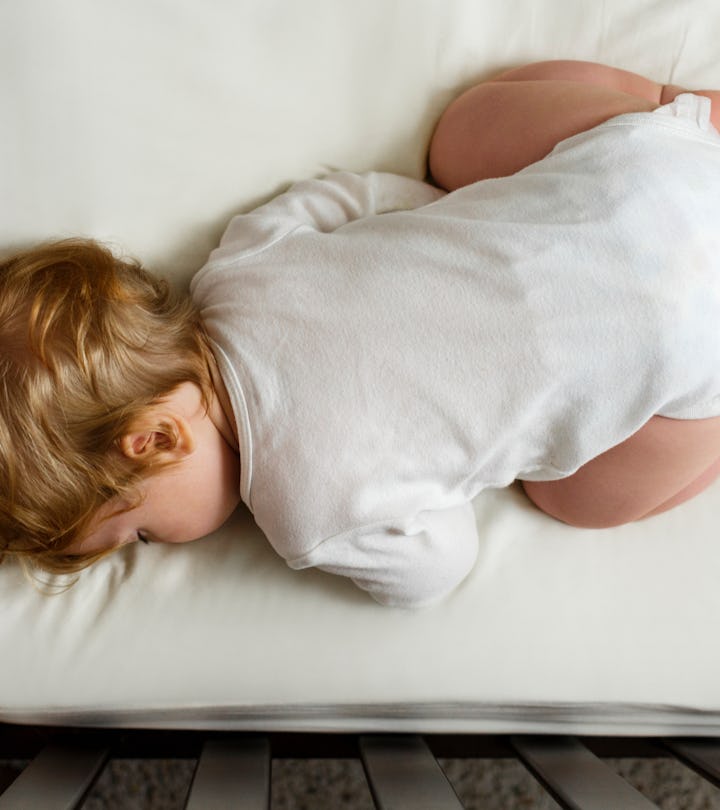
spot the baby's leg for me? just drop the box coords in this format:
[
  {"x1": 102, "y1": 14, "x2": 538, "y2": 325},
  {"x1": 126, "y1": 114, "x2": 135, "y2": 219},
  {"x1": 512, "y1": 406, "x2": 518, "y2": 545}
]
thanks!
[
  {"x1": 428, "y1": 60, "x2": 720, "y2": 191},
  {"x1": 522, "y1": 415, "x2": 720, "y2": 529},
  {"x1": 496, "y1": 60, "x2": 720, "y2": 128}
]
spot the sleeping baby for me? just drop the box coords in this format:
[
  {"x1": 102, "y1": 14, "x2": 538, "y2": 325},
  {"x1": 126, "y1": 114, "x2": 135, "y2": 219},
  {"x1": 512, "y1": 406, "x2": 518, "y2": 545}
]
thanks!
[{"x1": 2, "y1": 60, "x2": 719, "y2": 607}]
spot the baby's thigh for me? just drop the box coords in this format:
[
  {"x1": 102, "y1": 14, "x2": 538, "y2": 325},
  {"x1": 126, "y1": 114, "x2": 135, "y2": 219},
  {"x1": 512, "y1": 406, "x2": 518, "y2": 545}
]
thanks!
[
  {"x1": 428, "y1": 79, "x2": 655, "y2": 191},
  {"x1": 522, "y1": 414, "x2": 720, "y2": 528}
]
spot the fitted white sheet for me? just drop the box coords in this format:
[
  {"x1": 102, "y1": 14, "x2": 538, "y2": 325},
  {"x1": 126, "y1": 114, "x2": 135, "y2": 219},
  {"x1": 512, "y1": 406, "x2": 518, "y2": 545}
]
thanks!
[{"x1": 1, "y1": 0, "x2": 720, "y2": 734}]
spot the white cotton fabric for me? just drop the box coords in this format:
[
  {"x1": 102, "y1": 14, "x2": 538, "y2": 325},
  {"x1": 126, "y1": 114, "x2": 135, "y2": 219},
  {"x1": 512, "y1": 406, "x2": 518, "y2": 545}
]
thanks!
[{"x1": 192, "y1": 94, "x2": 720, "y2": 609}]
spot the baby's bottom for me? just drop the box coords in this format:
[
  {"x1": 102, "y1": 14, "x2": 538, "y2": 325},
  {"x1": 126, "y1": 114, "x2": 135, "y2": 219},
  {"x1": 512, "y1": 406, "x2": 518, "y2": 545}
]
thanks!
[
  {"x1": 521, "y1": 416, "x2": 720, "y2": 529},
  {"x1": 428, "y1": 60, "x2": 720, "y2": 527}
]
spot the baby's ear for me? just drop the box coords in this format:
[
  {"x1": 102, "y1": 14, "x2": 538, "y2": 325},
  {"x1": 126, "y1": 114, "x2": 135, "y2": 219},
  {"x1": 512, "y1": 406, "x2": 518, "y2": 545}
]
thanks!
[{"x1": 119, "y1": 417, "x2": 193, "y2": 461}]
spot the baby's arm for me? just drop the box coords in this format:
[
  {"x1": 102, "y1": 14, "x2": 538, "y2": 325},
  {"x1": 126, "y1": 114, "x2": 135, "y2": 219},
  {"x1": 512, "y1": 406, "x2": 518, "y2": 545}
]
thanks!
[
  {"x1": 215, "y1": 172, "x2": 444, "y2": 257},
  {"x1": 287, "y1": 502, "x2": 479, "y2": 608}
]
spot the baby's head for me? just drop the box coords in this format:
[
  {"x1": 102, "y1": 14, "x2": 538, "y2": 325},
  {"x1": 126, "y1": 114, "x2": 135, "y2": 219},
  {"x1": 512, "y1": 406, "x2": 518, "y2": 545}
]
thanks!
[{"x1": 0, "y1": 238, "x2": 219, "y2": 578}]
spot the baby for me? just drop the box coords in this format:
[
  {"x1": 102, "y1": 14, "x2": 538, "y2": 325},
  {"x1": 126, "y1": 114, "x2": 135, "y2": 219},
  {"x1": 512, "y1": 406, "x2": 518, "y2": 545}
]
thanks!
[{"x1": 2, "y1": 60, "x2": 720, "y2": 607}]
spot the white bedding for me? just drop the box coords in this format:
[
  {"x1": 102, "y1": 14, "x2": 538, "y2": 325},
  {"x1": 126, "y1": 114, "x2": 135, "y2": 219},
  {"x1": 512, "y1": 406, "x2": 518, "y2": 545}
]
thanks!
[{"x1": 2, "y1": 0, "x2": 720, "y2": 735}]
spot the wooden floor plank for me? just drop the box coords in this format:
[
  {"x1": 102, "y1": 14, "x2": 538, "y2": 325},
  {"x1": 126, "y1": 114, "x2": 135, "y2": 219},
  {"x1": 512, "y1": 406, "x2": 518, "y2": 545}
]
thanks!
[
  {"x1": 511, "y1": 735, "x2": 659, "y2": 810},
  {"x1": 184, "y1": 737, "x2": 270, "y2": 810},
  {"x1": 663, "y1": 738, "x2": 720, "y2": 787},
  {"x1": 0, "y1": 742, "x2": 107, "y2": 810},
  {"x1": 359, "y1": 735, "x2": 464, "y2": 810}
]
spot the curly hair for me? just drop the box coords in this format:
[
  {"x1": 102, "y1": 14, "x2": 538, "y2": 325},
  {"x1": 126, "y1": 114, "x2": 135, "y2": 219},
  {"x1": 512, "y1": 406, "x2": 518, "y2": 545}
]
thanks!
[{"x1": 0, "y1": 238, "x2": 214, "y2": 579}]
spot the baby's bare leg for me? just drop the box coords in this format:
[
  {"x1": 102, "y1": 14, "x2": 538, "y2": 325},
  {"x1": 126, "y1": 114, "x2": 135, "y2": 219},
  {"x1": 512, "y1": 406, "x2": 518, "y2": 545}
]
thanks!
[
  {"x1": 428, "y1": 60, "x2": 720, "y2": 191},
  {"x1": 489, "y1": 60, "x2": 666, "y2": 99},
  {"x1": 497, "y1": 60, "x2": 720, "y2": 128}
]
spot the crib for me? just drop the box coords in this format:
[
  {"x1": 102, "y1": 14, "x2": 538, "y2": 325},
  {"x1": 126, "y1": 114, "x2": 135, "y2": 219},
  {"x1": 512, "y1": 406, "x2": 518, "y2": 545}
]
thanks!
[{"x1": 2, "y1": 0, "x2": 720, "y2": 807}]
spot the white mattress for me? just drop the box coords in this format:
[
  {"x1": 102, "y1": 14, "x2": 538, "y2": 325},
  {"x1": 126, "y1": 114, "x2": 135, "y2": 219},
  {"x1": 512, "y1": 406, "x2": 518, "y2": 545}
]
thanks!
[{"x1": 2, "y1": 0, "x2": 720, "y2": 735}]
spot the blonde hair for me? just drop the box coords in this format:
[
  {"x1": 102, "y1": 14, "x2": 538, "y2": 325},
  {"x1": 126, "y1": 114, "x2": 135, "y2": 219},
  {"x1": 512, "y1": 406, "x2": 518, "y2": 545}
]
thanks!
[{"x1": 0, "y1": 238, "x2": 214, "y2": 579}]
